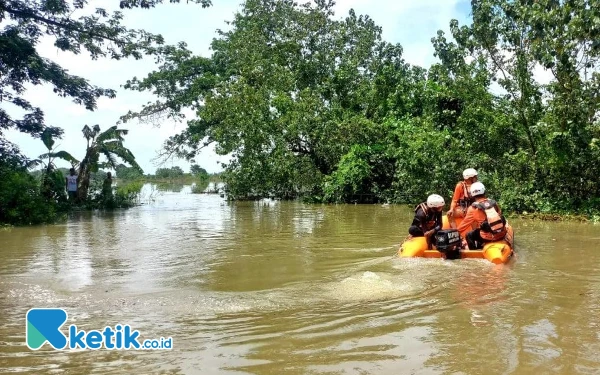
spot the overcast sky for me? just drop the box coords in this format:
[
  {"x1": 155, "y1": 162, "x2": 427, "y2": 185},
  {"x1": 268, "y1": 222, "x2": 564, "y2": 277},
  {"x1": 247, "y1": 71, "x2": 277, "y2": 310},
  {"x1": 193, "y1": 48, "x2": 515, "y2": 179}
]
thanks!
[{"x1": 4, "y1": 0, "x2": 472, "y2": 175}]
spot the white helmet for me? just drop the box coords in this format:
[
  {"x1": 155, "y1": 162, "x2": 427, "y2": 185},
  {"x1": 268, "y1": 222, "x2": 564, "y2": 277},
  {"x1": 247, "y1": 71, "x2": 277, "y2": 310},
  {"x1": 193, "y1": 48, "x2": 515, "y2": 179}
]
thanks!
[
  {"x1": 463, "y1": 168, "x2": 478, "y2": 179},
  {"x1": 427, "y1": 194, "x2": 445, "y2": 208},
  {"x1": 470, "y1": 182, "x2": 485, "y2": 196}
]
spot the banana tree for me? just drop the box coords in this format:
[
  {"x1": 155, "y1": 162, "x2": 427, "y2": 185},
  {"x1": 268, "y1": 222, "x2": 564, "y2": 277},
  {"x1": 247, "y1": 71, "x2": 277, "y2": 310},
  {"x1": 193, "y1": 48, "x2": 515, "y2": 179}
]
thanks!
[
  {"x1": 77, "y1": 124, "x2": 143, "y2": 201},
  {"x1": 26, "y1": 129, "x2": 79, "y2": 200},
  {"x1": 27, "y1": 128, "x2": 79, "y2": 172}
]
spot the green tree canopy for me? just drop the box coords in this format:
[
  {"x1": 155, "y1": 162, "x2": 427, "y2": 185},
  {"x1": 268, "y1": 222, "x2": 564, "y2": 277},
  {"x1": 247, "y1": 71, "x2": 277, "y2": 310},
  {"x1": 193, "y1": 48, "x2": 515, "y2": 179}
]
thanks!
[
  {"x1": 190, "y1": 164, "x2": 207, "y2": 175},
  {"x1": 123, "y1": 0, "x2": 427, "y2": 199},
  {"x1": 0, "y1": 0, "x2": 213, "y2": 154},
  {"x1": 155, "y1": 166, "x2": 184, "y2": 178},
  {"x1": 115, "y1": 163, "x2": 144, "y2": 180},
  {"x1": 115, "y1": 0, "x2": 600, "y2": 216}
]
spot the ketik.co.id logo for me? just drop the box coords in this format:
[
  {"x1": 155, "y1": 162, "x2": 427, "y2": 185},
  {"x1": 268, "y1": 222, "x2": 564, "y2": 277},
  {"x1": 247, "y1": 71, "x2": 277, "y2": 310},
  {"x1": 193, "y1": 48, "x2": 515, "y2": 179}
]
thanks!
[{"x1": 26, "y1": 308, "x2": 172, "y2": 350}]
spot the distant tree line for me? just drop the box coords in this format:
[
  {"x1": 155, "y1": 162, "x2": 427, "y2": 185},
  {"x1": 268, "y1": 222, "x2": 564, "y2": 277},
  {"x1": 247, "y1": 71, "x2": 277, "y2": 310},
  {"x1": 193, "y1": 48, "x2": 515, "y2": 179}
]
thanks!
[{"x1": 115, "y1": 164, "x2": 219, "y2": 183}]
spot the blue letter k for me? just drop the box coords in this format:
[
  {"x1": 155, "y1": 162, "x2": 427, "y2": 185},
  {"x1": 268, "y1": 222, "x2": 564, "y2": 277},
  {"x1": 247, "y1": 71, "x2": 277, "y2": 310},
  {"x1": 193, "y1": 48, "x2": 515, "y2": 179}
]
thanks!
[{"x1": 26, "y1": 308, "x2": 68, "y2": 350}]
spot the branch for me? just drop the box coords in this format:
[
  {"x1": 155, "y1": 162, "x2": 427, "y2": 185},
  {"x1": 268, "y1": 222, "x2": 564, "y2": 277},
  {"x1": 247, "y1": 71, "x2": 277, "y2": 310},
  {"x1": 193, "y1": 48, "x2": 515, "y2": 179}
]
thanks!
[
  {"x1": 4, "y1": 6, "x2": 124, "y2": 45},
  {"x1": 119, "y1": 0, "x2": 213, "y2": 9},
  {"x1": 482, "y1": 37, "x2": 537, "y2": 156},
  {"x1": 485, "y1": 41, "x2": 516, "y2": 99},
  {"x1": 118, "y1": 101, "x2": 183, "y2": 126}
]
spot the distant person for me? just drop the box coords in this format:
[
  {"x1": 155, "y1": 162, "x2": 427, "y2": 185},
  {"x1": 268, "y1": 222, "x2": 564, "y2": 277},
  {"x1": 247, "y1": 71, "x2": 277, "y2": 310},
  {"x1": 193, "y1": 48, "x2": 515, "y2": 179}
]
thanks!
[
  {"x1": 65, "y1": 168, "x2": 78, "y2": 201},
  {"x1": 448, "y1": 168, "x2": 478, "y2": 218},
  {"x1": 408, "y1": 194, "x2": 445, "y2": 247},
  {"x1": 457, "y1": 182, "x2": 507, "y2": 249}
]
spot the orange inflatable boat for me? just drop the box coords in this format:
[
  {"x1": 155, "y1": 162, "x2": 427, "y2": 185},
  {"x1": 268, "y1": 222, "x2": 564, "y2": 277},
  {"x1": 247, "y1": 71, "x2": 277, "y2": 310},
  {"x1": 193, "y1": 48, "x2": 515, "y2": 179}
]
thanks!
[{"x1": 397, "y1": 215, "x2": 514, "y2": 264}]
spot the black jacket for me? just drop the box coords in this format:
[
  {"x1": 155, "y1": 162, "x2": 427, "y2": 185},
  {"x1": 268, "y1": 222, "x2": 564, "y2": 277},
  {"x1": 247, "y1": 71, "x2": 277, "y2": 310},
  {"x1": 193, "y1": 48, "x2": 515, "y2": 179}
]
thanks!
[{"x1": 409, "y1": 203, "x2": 442, "y2": 236}]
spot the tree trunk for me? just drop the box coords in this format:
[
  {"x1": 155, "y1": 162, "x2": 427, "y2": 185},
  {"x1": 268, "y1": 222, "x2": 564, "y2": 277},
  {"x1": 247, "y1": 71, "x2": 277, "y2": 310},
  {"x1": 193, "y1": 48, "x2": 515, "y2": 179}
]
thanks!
[{"x1": 77, "y1": 163, "x2": 91, "y2": 201}]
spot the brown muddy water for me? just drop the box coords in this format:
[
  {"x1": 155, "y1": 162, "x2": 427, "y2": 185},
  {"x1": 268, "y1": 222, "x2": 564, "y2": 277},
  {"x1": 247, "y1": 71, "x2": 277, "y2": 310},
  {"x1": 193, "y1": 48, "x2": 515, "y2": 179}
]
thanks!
[{"x1": 1, "y1": 184, "x2": 599, "y2": 375}]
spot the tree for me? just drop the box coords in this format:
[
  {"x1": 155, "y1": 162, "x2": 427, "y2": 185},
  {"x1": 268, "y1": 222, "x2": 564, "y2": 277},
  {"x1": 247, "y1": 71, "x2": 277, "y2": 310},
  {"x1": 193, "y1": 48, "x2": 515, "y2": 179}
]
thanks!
[
  {"x1": 190, "y1": 164, "x2": 206, "y2": 175},
  {"x1": 122, "y1": 0, "x2": 419, "y2": 200},
  {"x1": 115, "y1": 164, "x2": 143, "y2": 180},
  {"x1": 114, "y1": 0, "x2": 600, "y2": 215},
  {"x1": 190, "y1": 163, "x2": 208, "y2": 183},
  {"x1": 77, "y1": 124, "x2": 142, "y2": 200},
  {"x1": 25, "y1": 128, "x2": 79, "y2": 201},
  {"x1": 27, "y1": 128, "x2": 79, "y2": 172},
  {"x1": 0, "y1": 138, "x2": 64, "y2": 225},
  {"x1": 443, "y1": 0, "x2": 600, "y2": 209},
  {"x1": 155, "y1": 166, "x2": 184, "y2": 178},
  {"x1": 0, "y1": 0, "x2": 213, "y2": 156}
]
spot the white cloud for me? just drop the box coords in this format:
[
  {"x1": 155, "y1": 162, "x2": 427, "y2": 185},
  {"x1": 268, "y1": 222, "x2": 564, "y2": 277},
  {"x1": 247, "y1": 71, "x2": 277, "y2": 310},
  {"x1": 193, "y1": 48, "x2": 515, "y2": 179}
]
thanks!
[{"x1": 4, "y1": 0, "x2": 471, "y2": 174}]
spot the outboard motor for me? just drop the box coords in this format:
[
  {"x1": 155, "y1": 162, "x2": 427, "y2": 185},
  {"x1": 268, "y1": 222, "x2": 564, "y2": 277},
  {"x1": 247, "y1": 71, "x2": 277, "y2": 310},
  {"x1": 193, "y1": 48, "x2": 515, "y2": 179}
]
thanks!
[{"x1": 434, "y1": 229, "x2": 462, "y2": 260}]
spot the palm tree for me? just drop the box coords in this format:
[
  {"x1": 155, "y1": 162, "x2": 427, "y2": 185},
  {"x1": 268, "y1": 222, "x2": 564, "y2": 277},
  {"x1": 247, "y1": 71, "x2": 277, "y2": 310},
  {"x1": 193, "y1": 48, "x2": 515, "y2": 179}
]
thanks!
[{"x1": 77, "y1": 124, "x2": 143, "y2": 201}]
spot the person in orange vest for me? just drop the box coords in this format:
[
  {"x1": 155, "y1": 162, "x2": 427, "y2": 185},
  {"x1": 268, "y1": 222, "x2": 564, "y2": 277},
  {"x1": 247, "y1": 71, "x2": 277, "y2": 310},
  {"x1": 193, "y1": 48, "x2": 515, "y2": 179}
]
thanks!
[
  {"x1": 457, "y1": 182, "x2": 507, "y2": 250},
  {"x1": 447, "y1": 168, "x2": 478, "y2": 218},
  {"x1": 408, "y1": 194, "x2": 445, "y2": 247}
]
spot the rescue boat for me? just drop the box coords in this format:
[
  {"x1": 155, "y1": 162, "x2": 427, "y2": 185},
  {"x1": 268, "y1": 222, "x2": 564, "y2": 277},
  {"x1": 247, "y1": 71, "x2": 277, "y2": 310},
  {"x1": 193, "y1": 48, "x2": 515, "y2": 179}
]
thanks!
[{"x1": 397, "y1": 215, "x2": 514, "y2": 264}]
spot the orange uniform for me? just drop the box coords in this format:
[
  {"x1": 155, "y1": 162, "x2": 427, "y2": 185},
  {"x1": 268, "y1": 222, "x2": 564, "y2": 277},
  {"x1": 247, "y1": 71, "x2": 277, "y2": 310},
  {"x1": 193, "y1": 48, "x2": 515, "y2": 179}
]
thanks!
[
  {"x1": 457, "y1": 197, "x2": 506, "y2": 241},
  {"x1": 450, "y1": 181, "x2": 474, "y2": 216}
]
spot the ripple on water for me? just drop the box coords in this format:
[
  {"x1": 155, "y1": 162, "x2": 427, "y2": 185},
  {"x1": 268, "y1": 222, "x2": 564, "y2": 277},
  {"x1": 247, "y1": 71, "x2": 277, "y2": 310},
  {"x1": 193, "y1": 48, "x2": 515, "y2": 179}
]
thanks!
[{"x1": 2, "y1": 195, "x2": 600, "y2": 375}]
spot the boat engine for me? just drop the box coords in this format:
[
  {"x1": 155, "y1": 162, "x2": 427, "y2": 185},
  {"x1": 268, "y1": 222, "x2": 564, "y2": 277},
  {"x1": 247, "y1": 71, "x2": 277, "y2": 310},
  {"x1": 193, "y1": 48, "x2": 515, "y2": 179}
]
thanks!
[{"x1": 434, "y1": 229, "x2": 462, "y2": 259}]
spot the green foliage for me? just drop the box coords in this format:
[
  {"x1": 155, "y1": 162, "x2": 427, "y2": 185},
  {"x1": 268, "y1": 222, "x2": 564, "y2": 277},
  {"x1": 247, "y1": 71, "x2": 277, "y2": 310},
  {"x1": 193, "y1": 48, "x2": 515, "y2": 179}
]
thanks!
[
  {"x1": 5, "y1": 0, "x2": 598, "y2": 222},
  {"x1": 323, "y1": 145, "x2": 372, "y2": 203},
  {"x1": 40, "y1": 168, "x2": 69, "y2": 203},
  {"x1": 191, "y1": 180, "x2": 210, "y2": 194},
  {"x1": 0, "y1": 139, "x2": 66, "y2": 225},
  {"x1": 77, "y1": 124, "x2": 143, "y2": 200},
  {"x1": 114, "y1": 180, "x2": 144, "y2": 207},
  {"x1": 80, "y1": 172, "x2": 141, "y2": 209},
  {"x1": 118, "y1": 0, "x2": 213, "y2": 9},
  {"x1": 155, "y1": 166, "x2": 184, "y2": 179},
  {"x1": 0, "y1": 163, "x2": 63, "y2": 226},
  {"x1": 25, "y1": 129, "x2": 79, "y2": 171},
  {"x1": 120, "y1": 0, "x2": 600, "y2": 217},
  {"x1": 439, "y1": 0, "x2": 600, "y2": 214},
  {"x1": 22, "y1": 129, "x2": 80, "y2": 204},
  {"x1": 126, "y1": 0, "x2": 424, "y2": 201},
  {"x1": 0, "y1": 0, "x2": 210, "y2": 144},
  {"x1": 190, "y1": 165, "x2": 205, "y2": 175},
  {"x1": 115, "y1": 164, "x2": 144, "y2": 180},
  {"x1": 190, "y1": 164, "x2": 210, "y2": 187},
  {"x1": 0, "y1": 0, "x2": 211, "y2": 226}
]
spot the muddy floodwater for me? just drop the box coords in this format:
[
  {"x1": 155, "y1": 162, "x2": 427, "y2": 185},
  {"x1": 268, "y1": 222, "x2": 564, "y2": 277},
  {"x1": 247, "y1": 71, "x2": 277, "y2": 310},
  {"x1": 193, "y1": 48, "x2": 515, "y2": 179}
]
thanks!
[{"x1": 1, "y1": 184, "x2": 599, "y2": 374}]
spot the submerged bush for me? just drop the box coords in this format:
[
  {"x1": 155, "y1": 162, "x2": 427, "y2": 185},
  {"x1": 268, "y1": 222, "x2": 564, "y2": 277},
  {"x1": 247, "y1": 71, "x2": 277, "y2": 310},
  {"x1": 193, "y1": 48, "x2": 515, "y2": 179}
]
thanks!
[{"x1": 0, "y1": 165, "x2": 64, "y2": 226}]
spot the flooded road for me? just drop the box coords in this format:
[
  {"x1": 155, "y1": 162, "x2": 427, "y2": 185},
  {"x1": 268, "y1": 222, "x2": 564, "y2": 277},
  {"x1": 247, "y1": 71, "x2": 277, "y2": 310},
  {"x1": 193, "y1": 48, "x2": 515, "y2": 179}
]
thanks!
[{"x1": 1, "y1": 184, "x2": 599, "y2": 374}]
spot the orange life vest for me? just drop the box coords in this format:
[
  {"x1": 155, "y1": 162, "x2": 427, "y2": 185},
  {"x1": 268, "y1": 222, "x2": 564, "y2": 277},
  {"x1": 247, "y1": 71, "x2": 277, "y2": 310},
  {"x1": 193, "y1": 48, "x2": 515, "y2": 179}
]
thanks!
[
  {"x1": 414, "y1": 202, "x2": 437, "y2": 231},
  {"x1": 458, "y1": 181, "x2": 474, "y2": 209},
  {"x1": 472, "y1": 199, "x2": 506, "y2": 240}
]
